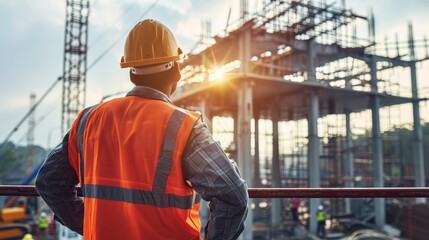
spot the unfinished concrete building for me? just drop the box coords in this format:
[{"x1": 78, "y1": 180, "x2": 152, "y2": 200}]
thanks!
[{"x1": 172, "y1": 0, "x2": 429, "y2": 238}]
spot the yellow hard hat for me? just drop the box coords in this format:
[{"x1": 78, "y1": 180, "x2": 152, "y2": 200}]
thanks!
[
  {"x1": 120, "y1": 19, "x2": 183, "y2": 74},
  {"x1": 22, "y1": 233, "x2": 34, "y2": 240}
]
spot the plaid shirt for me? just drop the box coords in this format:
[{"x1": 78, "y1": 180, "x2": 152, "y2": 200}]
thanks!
[{"x1": 36, "y1": 86, "x2": 248, "y2": 240}]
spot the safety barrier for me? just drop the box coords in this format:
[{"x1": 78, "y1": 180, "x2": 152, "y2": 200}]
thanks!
[{"x1": 1, "y1": 185, "x2": 429, "y2": 198}]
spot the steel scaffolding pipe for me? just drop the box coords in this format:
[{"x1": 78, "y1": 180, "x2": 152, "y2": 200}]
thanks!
[{"x1": 1, "y1": 185, "x2": 429, "y2": 198}]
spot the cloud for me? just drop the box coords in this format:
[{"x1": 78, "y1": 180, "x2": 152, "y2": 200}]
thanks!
[
  {"x1": 156, "y1": 0, "x2": 192, "y2": 16},
  {"x1": 90, "y1": 0, "x2": 125, "y2": 31},
  {"x1": 1, "y1": 0, "x2": 63, "y2": 36},
  {"x1": 0, "y1": 93, "x2": 31, "y2": 112},
  {"x1": 175, "y1": 0, "x2": 239, "y2": 51}
]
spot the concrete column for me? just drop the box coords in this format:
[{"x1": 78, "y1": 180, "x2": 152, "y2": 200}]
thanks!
[
  {"x1": 370, "y1": 56, "x2": 385, "y2": 229},
  {"x1": 253, "y1": 108, "x2": 261, "y2": 219},
  {"x1": 237, "y1": 17, "x2": 253, "y2": 240},
  {"x1": 307, "y1": 40, "x2": 317, "y2": 83},
  {"x1": 408, "y1": 23, "x2": 425, "y2": 202},
  {"x1": 307, "y1": 38, "x2": 321, "y2": 235},
  {"x1": 344, "y1": 110, "x2": 354, "y2": 214},
  {"x1": 237, "y1": 80, "x2": 253, "y2": 240},
  {"x1": 254, "y1": 107, "x2": 260, "y2": 187},
  {"x1": 238, "y1": 25, "x2": 251, "y2": 73},
  {"x1": 271, "y1": 104, "x2": 282, "y2": 229},
  {"x1": 410, "y1": 62, "x2": 426, "y2": 202},
  {"x1": 308, "y1": 93, "x2": 321, "y2": 235}
]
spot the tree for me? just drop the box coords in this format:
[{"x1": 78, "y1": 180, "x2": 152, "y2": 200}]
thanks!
[{"x1": 0, "y1": 142, "x2": 24, "y2": 183}]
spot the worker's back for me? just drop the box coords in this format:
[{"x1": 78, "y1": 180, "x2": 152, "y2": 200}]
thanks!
[{"x1": 68, "y1": 93, "x2": 201, "y2": 239}]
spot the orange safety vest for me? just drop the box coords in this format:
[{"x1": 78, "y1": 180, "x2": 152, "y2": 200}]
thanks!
[{"x1": 68, "y1": 92, "x2": 201, "y2": 239}]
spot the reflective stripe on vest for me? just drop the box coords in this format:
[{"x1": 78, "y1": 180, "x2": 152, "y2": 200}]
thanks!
[
  {"x1": 152, "y1": 109, "x2": 186, "y2": 194},
  {"x1": 77, "y1": 105, "x2": 97, "y2": 185},
  {"x1": 77, "y1": 107, "x2": 199, "y2": 209}
]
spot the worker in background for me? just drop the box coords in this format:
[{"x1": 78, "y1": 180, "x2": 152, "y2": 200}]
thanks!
[
  {"x1": 316, "y1": 205, "x2": 326, "y2": 237},
  {"x1": 36, "y1": 19, "x2": 248, "y2": 240},
  {"x1": 291, "y1": 198, "x2": 300, "y2": 221},
  {"x1": 38, "y1": 211, "x2": 48, "y2": 239}
]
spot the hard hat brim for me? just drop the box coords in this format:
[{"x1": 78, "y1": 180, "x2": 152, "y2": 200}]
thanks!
[{"x1": 120, "y1": 55, "x2": 181, "y2": 68}]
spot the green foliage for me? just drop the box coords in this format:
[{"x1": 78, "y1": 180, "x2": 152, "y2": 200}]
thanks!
[
  {"x1": 0, "y1": 142, "x2": 24, "y2": 182},
  {"x1": 0, "y1": 142, "x2": 47, "y2": 183}
]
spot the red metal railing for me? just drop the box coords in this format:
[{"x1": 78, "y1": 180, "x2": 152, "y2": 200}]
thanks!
[{"x1": 1, "y1": 185, "x2": 429, "y2": 198}]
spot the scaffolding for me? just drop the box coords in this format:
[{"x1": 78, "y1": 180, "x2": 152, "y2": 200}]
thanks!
[
  {"x1": 61, "y1": 0, "x2": 90, "y2": 135},
  {"x1": 172, "y1": 0, "x2": 429, "y2": 238}
]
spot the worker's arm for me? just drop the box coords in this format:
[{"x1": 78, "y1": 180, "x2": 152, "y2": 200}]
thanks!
[
  {"x1": 182, "y1": 122, "x2": 249, "y2": 240},
  {"x1": 35, "y1": 133, "x2": 83, "y2": 235}
]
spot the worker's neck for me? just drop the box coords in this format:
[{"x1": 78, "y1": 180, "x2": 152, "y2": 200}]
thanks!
[
  {"x1": 154, "y1": 86, "x2": 172, "y2": 98},
  {"x1": 130, "y1": 72, "x2": 177, "y2": 98},
  {"x1": 137, "y1": 84, "x2": 172, "y2": 98}
]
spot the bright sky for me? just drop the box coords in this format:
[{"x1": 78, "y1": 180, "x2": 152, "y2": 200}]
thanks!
[{"x1": 0, "y1": 0, "x2": 428, "y2": 149}]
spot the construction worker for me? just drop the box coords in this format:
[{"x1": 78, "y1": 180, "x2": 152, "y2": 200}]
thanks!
[
  {"x1": 36, "y1": 19, "x2": 248, "y2": 239},
  {"x1": 38, "y1": 211, "x2": 48, "y2": 239},
  {"x1": 291, "y1": 198, "x2": 300, "y2": 221},
  {"x1": 316, "y1": 205, "x2": 326, "y2": 237}
]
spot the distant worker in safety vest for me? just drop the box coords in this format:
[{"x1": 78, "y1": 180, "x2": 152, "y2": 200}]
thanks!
[
  {"x1": 38, "y1": 211, "x2": 48, "y2": 239},
  {"x1": 316, "y1": 205, "x2": 326, "y2": 237},
  {"x1": 36, "y1": 19, "x2": 248, "y2": 240}
]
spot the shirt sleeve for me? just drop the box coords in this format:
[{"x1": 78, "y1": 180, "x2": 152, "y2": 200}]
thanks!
[
  {"x1": 182, "y1": 122, "x2": 249, "y2": 240},
  {"x1": 35, "y1": 133, "x2": 84, "y2": 235}
]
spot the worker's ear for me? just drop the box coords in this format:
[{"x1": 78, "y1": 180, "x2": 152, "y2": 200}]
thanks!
[
  {"x1": 173, "y1": 62, "x2": 181, "y2": 82},
  {"x1": 129, "y1": 69, "x2": 136, "y2": 85},
  {"x1": 170, "y1": 62, "x2": 181, "y2": 94}
]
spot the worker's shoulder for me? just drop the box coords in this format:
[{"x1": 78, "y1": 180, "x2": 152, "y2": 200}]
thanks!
[
  {"x1": 99, "y1": 96, "x2": 130, "y2": 105},
  {"x1": 171, "y1": 104, "x2": 190, "y2": 114},
  {"x1": 171, "y1": 105, "x2": 202, "y2": 120},
  {"x1": 94, "y1": 97, "x2": 201, "y2": 119},
  {"x1": 94, "y1": 95, "x2": 146, "y2": 109}
]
